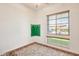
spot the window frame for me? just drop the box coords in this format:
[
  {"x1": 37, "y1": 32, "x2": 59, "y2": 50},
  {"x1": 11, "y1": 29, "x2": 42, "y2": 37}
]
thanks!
[{"x1": 47, "y1": 10, "x2": 70, "y2": 36}]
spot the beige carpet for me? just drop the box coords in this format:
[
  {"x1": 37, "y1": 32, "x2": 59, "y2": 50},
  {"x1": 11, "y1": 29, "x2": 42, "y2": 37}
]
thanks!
[{"x1": 2, "y1": 43, "x2": 75, "y2": 56}]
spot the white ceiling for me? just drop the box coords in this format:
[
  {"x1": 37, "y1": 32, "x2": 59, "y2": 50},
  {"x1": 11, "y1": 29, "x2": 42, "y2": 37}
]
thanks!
[{"x1": 22, "y1": 3, "x2": 54, "y2": 10}]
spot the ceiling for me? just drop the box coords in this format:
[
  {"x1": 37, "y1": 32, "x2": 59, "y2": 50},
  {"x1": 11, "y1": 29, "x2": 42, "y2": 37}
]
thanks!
[{"x1": 22, "y1": 3, "x2": 54, "y2": 10}]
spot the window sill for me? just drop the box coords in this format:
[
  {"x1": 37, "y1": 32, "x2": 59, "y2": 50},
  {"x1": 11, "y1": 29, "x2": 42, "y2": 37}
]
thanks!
[{"x1": 47, "y1": 34, "x2": 70, "y2": 40}]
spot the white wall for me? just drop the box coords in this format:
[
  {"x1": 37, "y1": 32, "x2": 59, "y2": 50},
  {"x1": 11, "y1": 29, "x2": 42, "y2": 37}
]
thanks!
[
  {"x1": 35, "y1": 4, "x2": 79, "y2": 52},
  {"x1": 0, "y1": 4, "x2": 36, "y2": 54}
]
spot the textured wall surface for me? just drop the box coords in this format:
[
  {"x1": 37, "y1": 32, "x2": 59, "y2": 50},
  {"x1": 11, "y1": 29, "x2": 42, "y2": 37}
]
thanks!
[{"x1": 2, "y1": 43, "x2": 74, "y2": 56}]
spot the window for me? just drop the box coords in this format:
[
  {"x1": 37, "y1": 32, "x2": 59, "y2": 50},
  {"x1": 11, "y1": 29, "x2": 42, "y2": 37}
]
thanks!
[{"x1": 47, "y1": 11, "x2": 69, "y2": 35}]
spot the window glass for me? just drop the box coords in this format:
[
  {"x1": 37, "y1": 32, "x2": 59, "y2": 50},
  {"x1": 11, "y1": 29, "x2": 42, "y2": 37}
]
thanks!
[
  {"x1": 49, "y1": 20, "x2": 56, "y2": 25},
  {"x1": 49, "y1": 26, "x2": 56, "y2": 34},
  {"x1": 48, "y1": 11, "x2": 69, "y2": 35},
  {"x1": 49, "y1": 15, "x2": 56, "y2": 20},
  {"x1": 57, "y1": 13, "x2": 68, "y2": 19},
  {"x1": 57, "y1": 17, "x2": 68, "y2": 24}
]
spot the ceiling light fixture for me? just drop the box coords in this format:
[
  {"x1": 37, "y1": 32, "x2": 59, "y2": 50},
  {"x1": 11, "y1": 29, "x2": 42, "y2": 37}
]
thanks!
[{"x1": 34, "y1": 3, "x2": 41, "y2": 8}]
